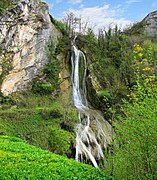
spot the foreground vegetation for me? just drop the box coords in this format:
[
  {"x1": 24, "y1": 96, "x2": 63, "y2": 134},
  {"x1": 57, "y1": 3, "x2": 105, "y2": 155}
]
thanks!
[
  {"x1": 0, "y1": 136, "x2": 111, "y2": 179},
  {"x1": 0, "y1": 92, "x2": 78, "y2": 158},
  {"x1": 107, "y1": 75, "x2": 157, "y2": 179}
]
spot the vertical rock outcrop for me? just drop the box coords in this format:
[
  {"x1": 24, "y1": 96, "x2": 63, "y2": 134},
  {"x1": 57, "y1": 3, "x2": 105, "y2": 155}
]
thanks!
[
  {"x1": 0, "y1": 0, "x2": 60, "y2": 95},
  {"x1": 144, "y1": 10, "x2": 157, "y2": 37}
]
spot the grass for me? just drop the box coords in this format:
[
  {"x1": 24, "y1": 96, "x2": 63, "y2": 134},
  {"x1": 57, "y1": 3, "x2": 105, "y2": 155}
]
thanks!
[
  {"x1": 0, "y1": 92, "x2": 77, "y2": 157},
  {"x1": 0, "y1": 136, "x2": 111, "y2": 180},
  {"x1": 0, "y1": 107, "x2": 75, "y2": 156}
]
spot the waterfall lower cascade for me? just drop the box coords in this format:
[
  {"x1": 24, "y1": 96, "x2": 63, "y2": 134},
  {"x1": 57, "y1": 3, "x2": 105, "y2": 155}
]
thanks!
[{"x1": 71, "y1": 41, "x2": 112, "y2": 168}]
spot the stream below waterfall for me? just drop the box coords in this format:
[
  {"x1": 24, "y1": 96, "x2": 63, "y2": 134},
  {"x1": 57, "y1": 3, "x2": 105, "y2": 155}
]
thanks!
[{"x1": 71, "y1": 39, "x2": 112, "y2": 168}]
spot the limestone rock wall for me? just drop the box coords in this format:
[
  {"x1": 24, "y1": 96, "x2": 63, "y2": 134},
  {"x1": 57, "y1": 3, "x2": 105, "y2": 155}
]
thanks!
[
  {"x1": 144, "y1": 10, "x2": 157, "y2": 37},
  {"x1": 0, "y1": 0, "x2": 60, "y2": 95}
]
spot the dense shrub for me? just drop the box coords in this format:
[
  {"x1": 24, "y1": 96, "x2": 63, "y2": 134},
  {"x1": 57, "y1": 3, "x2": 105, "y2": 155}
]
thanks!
[
  {"x1": 107, "y1": 96, "x2": 157, "y2": 180},
  {"x1": 40, "y1": 109, "x2": 63, "y2": 119},
  {"x1": 32, "y1": 81, "x2": 55, "y2": 95},
  {"x1": 48, "y1": 126, "x2": 72, "y2": 156}
]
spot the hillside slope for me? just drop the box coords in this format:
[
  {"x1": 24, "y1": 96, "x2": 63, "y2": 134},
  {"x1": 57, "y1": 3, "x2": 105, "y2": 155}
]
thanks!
[{"x1": 0, "y1": 136, "x2": 111, "y2": 180}]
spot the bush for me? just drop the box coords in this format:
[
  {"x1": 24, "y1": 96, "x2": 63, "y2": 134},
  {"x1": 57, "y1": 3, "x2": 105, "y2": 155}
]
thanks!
[
  {"x1": 43, "y1": 60, "x2": 60, "y2": 84},
  {"x1": 48, "y1": 126, "x2": 72, "y2": 156},
  {"x1": 107, "y1": 97, "x2": 157, "y2": 180},
  {"x1": 40, "y1": 109, "x2": 63, "y2": 119},
  {"x1": 0, "y1": 92, "x2": 13, "y2": 105},
  {"x1": 32, "y1": 82, "x2": 55, "y2": 95},
  {"x1": 43, "y1": 38, "x2": 61, "y2": 92}
]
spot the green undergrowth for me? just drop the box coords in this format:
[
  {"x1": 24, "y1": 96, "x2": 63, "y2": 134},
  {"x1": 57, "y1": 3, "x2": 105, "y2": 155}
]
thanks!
[
  {"x1": 0, "y1": 92, "x2": 77, "y2": 157},
  {"x1": 0, "y1": 136, "x2": 111, "y2": 180}
]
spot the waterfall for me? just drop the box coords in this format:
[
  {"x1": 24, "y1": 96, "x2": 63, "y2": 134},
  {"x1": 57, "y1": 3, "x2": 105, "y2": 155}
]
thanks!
[{"x1": 71, "y1": 39, "x2": 112, "y2": 168}]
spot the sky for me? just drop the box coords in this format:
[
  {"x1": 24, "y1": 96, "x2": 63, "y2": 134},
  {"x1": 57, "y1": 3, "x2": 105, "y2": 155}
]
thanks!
[{"x1": 44, "y1": 0, "x2": 157, "y2": 31}]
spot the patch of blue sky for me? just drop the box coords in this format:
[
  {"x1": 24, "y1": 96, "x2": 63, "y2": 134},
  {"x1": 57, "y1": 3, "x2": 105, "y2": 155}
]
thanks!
[{"x1": 44, "y1": 0, "x2": 157, "y2": 30}]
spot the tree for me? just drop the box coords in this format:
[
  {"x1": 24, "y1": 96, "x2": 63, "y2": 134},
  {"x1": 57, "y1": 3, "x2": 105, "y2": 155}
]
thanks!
[
  {"x1": 63, "y1": 12, "x2": 89, "y2": 37},
  {"x1": 107, "y1": 94, "x2": 157, "y2": 179},
  {"x1": 106, "y1": 41, "x2": 157, "y2": 180}
]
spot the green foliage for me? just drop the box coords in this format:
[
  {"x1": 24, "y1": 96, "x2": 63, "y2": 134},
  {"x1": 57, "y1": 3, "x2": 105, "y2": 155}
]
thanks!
[
  {"x1": 38, "y1": 0, "x2": 43, "y2": 4},
  {"x1": 49, "y1": 16, "x2": 72, "y2": 59},
  {"x1": 97, "y1": 90, "x2": 111, "y2": 109},
  {"x1": 124, "y1": 21, "x2": 145, "y2": 36},
  {"x1": 44, "y1": 38, "x2": 61, "y2": 85},
  {"x1": 96, "y1": 26, "x2": 133, "y2": 86},
  {"x1": 8, "y1": 92, "x2": 56, "y2": 109},
  {"x1": 0, "y1": 135, "x2": 23, "y2": 142},
  {"x1": 55, "y1": 36, "x2": 71, "y2": 55},
  {"x1": 50, "y1": 15, "x2": 66, "y2": 33},
  {"x1": 1, "y1": 9, "x2": 157, "y2": 178},
  {"x1": 83, "y1": 26, "x2": 135, "y2": 119},
  {"x1": 0, "y1": 0, "x2": 12, "y2": 15},
  {"x1": 107, "y1": 96, "x2": 157, "y2": 180},
  {"x1": 0, "y1": 91, "x2": 78, "y2": 158},
  {"x1": 0, "y1": 93, "x2": 13, "y2": 106},
  {"x1": 0, "y1": 136, "x2": 111, "y2": 179},
  {"x1": 81, "y1": 25, "x2": 157, "y2": 123},
  {"x1": 44, "y1": 60, "x2": 61, "y2": 83},
  {"x1": 0, "y1": 92, "x2": 63, "y2": 149},
  {"x1": 0, "y1": 108, "x2": 62, "y2": 149},
  {"x1": 0, "y1": 45, "x2": 2, "y2": 54},
  {"x1": 40, "y1": 109, "x2": 63, "y2": 119},
  {"x1": 130, "y1": 41, "x2": 157, "y2": 101},
  {"x1": 48, "y1": 126, "x2": 72, "y2": 156},
  {"x1": 0, "y1": 53, "x2": 12, "y2": 85},
  {"x1": 98, "y1": 89, "x2": 111, "y2": 99},
  {"x1": 46, "y1": 38, "x2": 56, "y2": 57},
  {"x1": 32, "y1": 81, "x2": 55, "y2": 95},
  {"x1": 106, "y1": 40, "x2": 157, "y2": 179}
]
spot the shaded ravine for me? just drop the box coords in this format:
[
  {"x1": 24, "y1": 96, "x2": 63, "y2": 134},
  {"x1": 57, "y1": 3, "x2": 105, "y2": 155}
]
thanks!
[{"x1": 71, "y1": 39, "x2": 112, "y2": 168}]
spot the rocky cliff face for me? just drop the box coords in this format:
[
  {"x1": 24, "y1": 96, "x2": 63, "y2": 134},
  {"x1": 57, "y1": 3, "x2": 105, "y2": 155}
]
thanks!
[
  {"x1": 144, "y1": 10, "x2": 157, "y2": 37},
  {"x1": 0, "y1": 0, "x2": 60, "y2": 96}
]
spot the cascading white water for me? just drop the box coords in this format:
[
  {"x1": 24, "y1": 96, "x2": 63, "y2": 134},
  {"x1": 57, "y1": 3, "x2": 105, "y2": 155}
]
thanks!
[{"x1": 71, "y1": 39, "x2": 112, "y2": 168}]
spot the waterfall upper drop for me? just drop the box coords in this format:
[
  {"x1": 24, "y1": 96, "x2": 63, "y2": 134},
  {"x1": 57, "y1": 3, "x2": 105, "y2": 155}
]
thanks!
[{"x1": 71, "y1": 39, "x2": 112, "y2": 168}]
